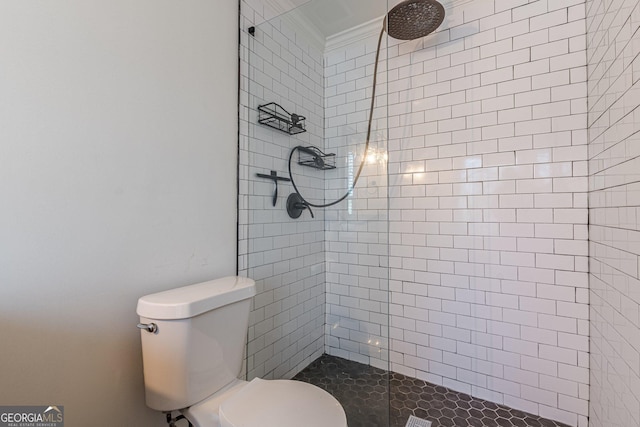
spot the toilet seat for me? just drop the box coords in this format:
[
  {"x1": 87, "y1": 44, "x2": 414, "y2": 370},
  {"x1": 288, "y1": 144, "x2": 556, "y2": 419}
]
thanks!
[
  {"x1": 183, "y1": 380, "x2": 248, "y2": 427},
  {"x1": 189, "y1": 378, "x2": 346, "y2": 427}
]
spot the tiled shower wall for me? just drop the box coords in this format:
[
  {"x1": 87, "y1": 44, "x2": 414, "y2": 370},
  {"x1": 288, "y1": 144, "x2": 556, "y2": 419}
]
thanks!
[
  {"x1": 587, "y1": 0, "x2": 640, "y2": 426},
  {"x1": 239, "y1": 0, "x2": 326, "y2": 380},
  {"x1": 324, "y1": 1, "x2": 590, "y2": 425}
]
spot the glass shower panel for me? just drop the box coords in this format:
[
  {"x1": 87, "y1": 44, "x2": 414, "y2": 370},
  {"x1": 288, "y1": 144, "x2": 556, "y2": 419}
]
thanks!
[
  {"x1": 324, "y1": 32, "x2": 390, "y2": 373},
  {"x1": 240, "y1": 0, "x2": 389, "y2": 425}
]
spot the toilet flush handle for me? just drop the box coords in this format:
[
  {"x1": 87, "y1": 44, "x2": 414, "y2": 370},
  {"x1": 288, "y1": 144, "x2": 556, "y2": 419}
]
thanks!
[{"x1": 137, "y1": 323, "x2": 158, "y2": 334}]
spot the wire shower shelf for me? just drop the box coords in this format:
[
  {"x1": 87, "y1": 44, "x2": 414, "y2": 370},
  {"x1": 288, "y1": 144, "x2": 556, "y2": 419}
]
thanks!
[{"x1": 258, "y1": 102, "x2": 306, "y2": 135}]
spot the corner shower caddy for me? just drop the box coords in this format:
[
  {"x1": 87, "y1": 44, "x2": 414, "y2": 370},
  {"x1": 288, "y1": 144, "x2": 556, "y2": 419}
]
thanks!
[{"x1": 297, "y1": 146, "x2": 336, "y2": 170}]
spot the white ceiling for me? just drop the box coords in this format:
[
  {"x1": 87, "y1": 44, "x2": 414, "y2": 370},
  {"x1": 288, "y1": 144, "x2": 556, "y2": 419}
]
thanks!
[
  {"x1": 274, "y1": 0, "x2": 463, "y2": 39},
  {"x1": 293, "y1": 0, "x2": 389, "y2": 38}
]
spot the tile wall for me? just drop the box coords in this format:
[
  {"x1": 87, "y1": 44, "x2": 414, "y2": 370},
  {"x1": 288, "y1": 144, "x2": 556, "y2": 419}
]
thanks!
[
  {"x1": 239, "y1": 0, "x2": 327, "y2": 380},
  {"x1": 587, "y1": 0, "x2": 640, "y2": 426},
  {"x1": 324, "y1": 1, "x2": 589, "y2": 425}
]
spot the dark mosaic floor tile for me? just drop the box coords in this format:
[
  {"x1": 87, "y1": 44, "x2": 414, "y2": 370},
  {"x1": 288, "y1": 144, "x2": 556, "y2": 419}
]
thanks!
[{"x1": 293, "y1": 354, "x2": 570, "y2": 427}]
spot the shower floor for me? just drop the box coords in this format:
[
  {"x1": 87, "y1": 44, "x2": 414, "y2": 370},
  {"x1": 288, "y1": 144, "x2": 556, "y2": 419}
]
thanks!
[{"x1": 293, "y1": 354, "x2": 569, "y2": 427}]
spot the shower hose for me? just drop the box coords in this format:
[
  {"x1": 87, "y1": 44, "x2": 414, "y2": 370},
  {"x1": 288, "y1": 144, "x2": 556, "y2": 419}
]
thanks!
[{"x1": 287, "y1": 26, "x2": 385, "y2": 209}]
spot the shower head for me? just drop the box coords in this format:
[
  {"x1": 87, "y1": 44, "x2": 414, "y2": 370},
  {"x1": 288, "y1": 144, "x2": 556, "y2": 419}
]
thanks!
[{"x1": 385, "y1": 0, "x2": 446, "y2": 40}]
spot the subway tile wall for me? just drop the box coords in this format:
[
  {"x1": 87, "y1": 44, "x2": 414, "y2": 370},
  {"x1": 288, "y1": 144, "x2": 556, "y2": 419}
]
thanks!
[
  {"x1": 239, "y1": 0, "x2": 327, "y2": 380},
  {"x1": 325, "y1": 1, "x2": 589, "y2": 426},
  {"x1": 587, "y1": 0, "x2": 640, "y2": 426}
]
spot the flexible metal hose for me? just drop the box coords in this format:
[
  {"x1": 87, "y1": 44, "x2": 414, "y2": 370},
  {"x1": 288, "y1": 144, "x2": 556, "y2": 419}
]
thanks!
[{"x1": 288, "y1": 26, "x2": 385, "y2": 209}]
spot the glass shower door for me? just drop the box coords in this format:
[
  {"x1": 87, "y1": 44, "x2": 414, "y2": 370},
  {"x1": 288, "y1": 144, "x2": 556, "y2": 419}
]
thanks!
[{"x1": 239, "y1": 1, "x2": 390, "y2": 425}]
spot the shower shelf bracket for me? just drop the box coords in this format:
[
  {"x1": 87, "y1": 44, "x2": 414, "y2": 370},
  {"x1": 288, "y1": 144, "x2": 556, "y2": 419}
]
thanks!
[
  {"x1": 258, "y1": 102, "x2": 306, "y2": 135},
  {"x1": 256, "y1": 171, "x2": 291, "y2": 207}
]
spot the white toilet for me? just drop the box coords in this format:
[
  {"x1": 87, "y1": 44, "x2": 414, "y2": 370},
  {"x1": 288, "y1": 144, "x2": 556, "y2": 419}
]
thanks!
[{"x1": 136, "y1": 276, "x2": 347, "y2": 427}]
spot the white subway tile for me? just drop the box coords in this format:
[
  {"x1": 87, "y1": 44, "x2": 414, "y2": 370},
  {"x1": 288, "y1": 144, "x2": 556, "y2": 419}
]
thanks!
[
  {"x1": 312, "y1": 2, "x2": 594, "y2": 422},
  {"x1": 514, "y1": 29, "x2": 550, "y2": 50},
  {"x1": 512, "y1": 1, "x2": 549, "y2": 22}
]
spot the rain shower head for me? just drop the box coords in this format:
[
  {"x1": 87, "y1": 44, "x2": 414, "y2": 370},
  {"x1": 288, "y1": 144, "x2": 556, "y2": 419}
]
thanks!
[{"x1": 386, "y1": 0, "x2": 446, "y2": 40}]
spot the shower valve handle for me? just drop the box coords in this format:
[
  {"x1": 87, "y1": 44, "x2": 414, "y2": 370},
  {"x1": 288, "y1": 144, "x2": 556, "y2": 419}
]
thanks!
[
  {"x1": 292, "y1": 201, "x2": 314, "y2": 218},
  {"x1": 297, "y1": 202, "x2": 314, "y2": 218},
  {"x1": 287, "y1": 193, "x2": 314, "y2": 219}
]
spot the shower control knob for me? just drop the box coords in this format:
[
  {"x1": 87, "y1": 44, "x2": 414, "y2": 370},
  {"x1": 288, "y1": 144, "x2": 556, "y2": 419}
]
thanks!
[
  {"x1": 286, "y1": 193, "x2": 314, "y2": 219},
  {"x1": 137, "y1": 323, "x2": 158, "y2": 334}
]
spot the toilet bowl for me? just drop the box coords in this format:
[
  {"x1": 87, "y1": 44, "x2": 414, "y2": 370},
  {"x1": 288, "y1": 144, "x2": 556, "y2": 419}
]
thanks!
[{"x1": 136, "y1": 276, "x2": 347, "y2": 427}]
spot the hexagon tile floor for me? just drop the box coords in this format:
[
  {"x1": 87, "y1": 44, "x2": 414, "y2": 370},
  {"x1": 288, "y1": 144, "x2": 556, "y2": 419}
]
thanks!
[{"x1": 293, "y1": 354, "x2": 570, "y2": 427}]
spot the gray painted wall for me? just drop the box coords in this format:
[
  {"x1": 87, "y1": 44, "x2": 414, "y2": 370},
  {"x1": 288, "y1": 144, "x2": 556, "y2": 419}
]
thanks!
[{"x1": 0, "y1": 1, "x2": 238, "y2": 425}]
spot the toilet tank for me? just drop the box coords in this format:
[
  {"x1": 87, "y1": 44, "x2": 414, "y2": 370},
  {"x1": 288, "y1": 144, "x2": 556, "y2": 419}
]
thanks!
[{"x1": 136, "y1": 276, "x2": 256, "y2": 411}]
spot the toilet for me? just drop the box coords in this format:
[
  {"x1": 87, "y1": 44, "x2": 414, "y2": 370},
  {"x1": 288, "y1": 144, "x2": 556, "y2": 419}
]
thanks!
[{"x1": 136, "y1": 276, "x2": 347, "y2": 427}]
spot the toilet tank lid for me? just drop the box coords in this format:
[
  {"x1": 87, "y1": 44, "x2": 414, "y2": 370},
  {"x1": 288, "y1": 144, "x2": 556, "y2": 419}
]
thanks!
[{"x1": 137, "y1": 276, "x2": 256, "y2": 320}]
